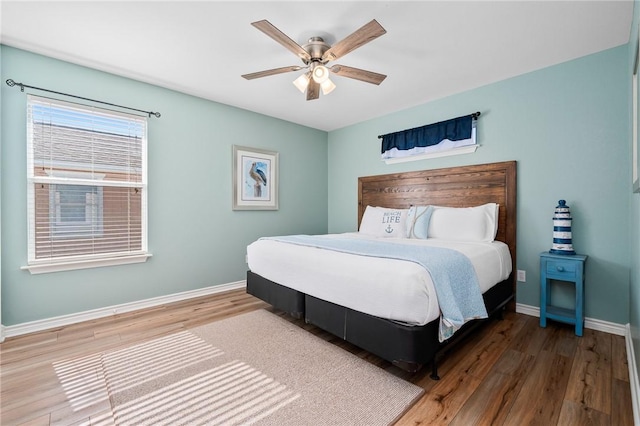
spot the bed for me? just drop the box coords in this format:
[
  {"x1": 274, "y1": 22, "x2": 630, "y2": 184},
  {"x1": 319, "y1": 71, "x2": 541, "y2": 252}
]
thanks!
[{"x1": 246, "y1": 161, "x2": 517, "y2": 378}]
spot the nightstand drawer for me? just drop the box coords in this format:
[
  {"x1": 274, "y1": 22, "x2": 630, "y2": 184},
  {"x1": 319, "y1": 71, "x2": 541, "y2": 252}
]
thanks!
[{"x1": 545, "y1": 260, "x2": 577, "y2": 279}]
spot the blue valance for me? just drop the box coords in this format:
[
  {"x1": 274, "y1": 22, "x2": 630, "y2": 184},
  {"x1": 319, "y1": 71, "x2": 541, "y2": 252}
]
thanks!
[{"x1": 380, "y1": 114, "x2": 477, "y2": 155}]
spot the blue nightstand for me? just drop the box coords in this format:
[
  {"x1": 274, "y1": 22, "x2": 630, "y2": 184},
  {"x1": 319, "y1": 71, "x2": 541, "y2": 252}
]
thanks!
[{"x1": 539, "y1": 252, "x2": 587, "y2": 336}]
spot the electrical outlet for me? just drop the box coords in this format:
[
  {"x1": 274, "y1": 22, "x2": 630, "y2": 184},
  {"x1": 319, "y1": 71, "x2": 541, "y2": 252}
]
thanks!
[{"x1": 517, "y1": 270, "x2": 526, "y2": 282}]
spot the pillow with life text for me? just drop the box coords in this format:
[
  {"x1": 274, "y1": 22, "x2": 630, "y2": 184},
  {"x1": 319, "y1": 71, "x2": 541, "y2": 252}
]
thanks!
[{"x1": 359, "y1": 206, "x2": 409, "y2": 238}]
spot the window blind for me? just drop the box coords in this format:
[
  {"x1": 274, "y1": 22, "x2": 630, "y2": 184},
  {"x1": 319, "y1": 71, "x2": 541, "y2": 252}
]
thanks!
[{"x1": 26, "y1": 95, "x2": 148, "y2": 265}]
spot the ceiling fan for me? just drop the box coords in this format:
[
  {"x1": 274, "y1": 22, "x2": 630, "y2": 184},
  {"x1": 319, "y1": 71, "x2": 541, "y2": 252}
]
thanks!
[{"x1": 242, "y1": 19, "x2": 387, "y2": 100}]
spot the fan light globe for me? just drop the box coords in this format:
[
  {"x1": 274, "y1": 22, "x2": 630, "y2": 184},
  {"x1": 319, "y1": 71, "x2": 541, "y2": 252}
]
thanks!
[
  {"x1": 312, "y1": 65, "x2": 329, "y2": 83},
  {"x1": 293, "y1": 73, "x2": 310, "y2": 93},
  {"x1": 321, "y1": 78, "x2": 336, "y2": 95}
]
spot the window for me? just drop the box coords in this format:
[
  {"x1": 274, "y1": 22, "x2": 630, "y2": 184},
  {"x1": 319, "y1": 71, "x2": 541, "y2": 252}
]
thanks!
[
  {"x1": 24, "y1": 95, "x2": 150, "y2": 273},
  {"x1": 50, "y1": 183, "x2": 104, "y2": 238},
  {"x1": 380, "y1": 114, "x2": 478, "y2": 164}
]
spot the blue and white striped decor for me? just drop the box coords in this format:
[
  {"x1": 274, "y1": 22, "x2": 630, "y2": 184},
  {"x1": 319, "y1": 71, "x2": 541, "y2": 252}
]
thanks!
[{"x1": 550, "y1": 199, "x2": 576, "y2": 255}]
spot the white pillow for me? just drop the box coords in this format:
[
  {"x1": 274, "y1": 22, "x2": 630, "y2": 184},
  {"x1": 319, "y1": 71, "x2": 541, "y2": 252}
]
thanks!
[
  {"x1": 406, "y1": 205, "x2": 434, "y2": 239},
  {"x1": 427, "y1": 203, "x2": 499, "y2": 242},
  {"x1": 359, "y1": 206, "x2": 409, "y2": 238}
]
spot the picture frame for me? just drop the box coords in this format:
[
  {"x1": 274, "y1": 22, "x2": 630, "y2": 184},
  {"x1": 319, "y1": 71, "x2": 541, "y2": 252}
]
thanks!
[
  {"x1": 633, "y1": 34, "x2": 640, "y2": 193},
  {"x1": 232, "y1": 145, "x2": 279, "y2": 210}
]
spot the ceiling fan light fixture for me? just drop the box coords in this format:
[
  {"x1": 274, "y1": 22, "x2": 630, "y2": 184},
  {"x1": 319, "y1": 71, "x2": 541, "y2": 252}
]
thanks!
[
  {"x1": 293, "y1": 72, "x2": 310, "y2": 93},
  {"x1": 321, "y1": 78, "x2": 336, "y2": 95},
  {"x1": 245, "y1": 19, "x2": 387, "y2": 101},
  {"x1": 312, "y1": 64, "x2": 329, "y2": 84}
]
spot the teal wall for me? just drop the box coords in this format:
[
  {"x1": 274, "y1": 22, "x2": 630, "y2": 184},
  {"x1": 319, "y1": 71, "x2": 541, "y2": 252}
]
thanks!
[
  {"x1": 0, "y1": 46, "x2": 328, "y2": 326},
  {"x1": 328, "y1": 46, "x2": 630, "y2": 325}
]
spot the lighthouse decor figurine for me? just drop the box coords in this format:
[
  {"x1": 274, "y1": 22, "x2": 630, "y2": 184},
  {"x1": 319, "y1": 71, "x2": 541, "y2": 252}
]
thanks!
[{"x1": 549, "y1": 199, "x2": 576, "y2": 255}]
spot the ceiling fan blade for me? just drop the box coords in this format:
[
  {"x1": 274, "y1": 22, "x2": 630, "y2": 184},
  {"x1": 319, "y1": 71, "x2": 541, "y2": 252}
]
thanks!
[
  {"x1": 251, "y1": 20, "x2": 311, "y2": 62},
  {"x1": 306, "y1": 79, "x2": 320, "y2": 100},
  {"x1": 242, "y1": 66, "x2": 304, "y2": 80},
  {"x1": 322, "y1": 19, "x2": 386, "y2": 62},
  {"x1": 330, "y1": 65, "x2": 386, "y2": 85}
]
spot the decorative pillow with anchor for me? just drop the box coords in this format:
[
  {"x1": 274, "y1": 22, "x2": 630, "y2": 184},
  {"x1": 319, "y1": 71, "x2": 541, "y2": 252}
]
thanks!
[{"x1": 359, "y1": 205, "x2": 409, "y2": 238}]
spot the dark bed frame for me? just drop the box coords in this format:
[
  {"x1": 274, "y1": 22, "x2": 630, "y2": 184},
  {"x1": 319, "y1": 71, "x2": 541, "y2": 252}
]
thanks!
[{"x1": 247, "y1": 161, "x2": 517, "y2": 379}]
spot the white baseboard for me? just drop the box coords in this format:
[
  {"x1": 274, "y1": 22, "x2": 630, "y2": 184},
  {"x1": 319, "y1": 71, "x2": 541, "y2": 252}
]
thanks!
[
  {"x1": 2, "y1": 280, "x2": 247, "y2": 339},
  {"x1": 515, "y1": 303, "x2": 626, "y2": 336},
  {"x1": 625, "y1": 324, "x2": 640, "y2": 426}
]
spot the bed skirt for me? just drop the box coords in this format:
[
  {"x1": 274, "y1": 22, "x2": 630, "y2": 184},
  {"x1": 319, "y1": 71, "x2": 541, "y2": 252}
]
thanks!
[{"x1": 246, "y1": 270, "x2": 514, "y2": 373}]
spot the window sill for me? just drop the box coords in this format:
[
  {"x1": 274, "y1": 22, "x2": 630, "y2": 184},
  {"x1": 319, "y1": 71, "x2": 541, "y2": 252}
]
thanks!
[{"x1": 22, "y1": 253, "x2": 152, "y2": 274}]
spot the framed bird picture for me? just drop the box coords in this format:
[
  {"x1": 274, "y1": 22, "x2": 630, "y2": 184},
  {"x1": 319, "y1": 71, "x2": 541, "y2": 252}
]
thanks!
[{"x1": 232, "y1": 145, "x2": 279, "y2": 210}]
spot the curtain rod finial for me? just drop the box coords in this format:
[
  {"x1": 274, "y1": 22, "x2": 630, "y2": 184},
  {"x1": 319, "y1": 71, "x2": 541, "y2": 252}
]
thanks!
[{"x1": 5, "y1": 79, "x2": 24, "y2": 91}]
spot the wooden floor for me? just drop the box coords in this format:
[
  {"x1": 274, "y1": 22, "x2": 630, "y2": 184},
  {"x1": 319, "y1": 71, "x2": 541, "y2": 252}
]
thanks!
[{"x1": 0, "y1": 289, "x2": 633, "y2": 426}]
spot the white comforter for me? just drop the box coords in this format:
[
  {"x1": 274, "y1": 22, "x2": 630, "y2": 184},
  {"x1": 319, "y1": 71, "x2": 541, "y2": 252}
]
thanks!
[{"x1": 247, "y1": 233, "x2": 512, "y2": 326}]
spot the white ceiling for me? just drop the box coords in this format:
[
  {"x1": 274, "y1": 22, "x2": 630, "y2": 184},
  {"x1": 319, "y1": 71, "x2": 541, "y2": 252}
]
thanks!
[{"x1": 0, "y1": 1, "x2": 633, "y2": 131}]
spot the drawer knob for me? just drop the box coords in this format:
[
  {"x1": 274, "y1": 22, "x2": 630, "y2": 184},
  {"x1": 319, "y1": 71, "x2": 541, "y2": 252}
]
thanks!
[{"x1": 557, "y1": 266, "x2": 565, "y2": 272}]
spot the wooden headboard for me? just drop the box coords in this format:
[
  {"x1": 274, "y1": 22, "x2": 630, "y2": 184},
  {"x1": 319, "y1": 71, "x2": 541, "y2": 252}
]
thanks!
[{"x1": 358, "y1": 161, "x2": 517, "y2": 291}]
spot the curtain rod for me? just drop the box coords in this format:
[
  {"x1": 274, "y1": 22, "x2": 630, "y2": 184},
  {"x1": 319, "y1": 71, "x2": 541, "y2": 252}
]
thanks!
[
  {"x1": 5, "y1": 79, "x2": 161, "y2": 118},
  {"x1": 377, "y1": 111, "x2": 480, "y2": 139}
]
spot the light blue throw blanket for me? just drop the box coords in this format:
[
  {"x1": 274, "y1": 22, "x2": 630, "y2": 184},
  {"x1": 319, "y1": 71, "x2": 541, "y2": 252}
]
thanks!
[{"x1": 263, "y1": 234, "x2": 488, "y2": 341}]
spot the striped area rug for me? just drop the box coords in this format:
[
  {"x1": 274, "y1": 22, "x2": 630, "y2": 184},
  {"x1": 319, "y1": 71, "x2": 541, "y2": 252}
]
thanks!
[{"x1": 55, "y1": 309, "x2": 423, "y2": 425}]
